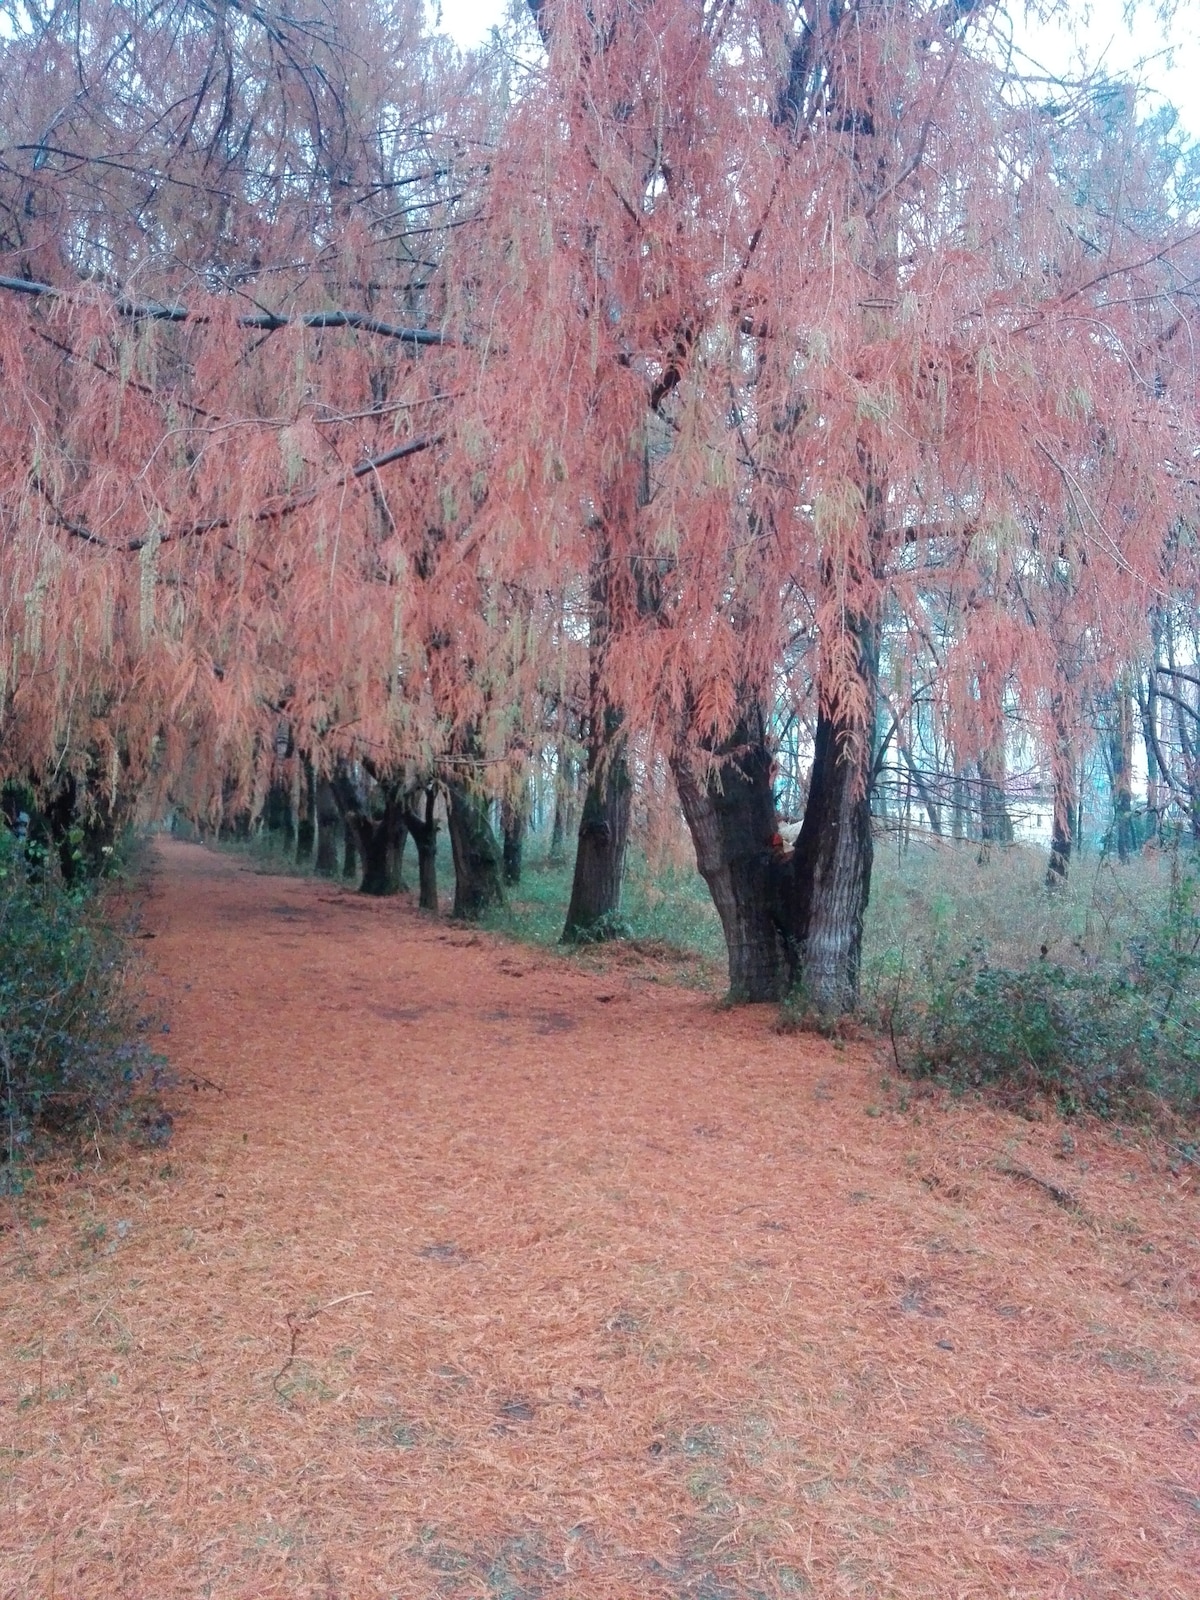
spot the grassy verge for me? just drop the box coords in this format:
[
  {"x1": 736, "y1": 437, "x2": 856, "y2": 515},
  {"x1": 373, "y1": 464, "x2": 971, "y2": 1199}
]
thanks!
[
  {"x1": 863, "y1": 838, "x2": 1200, "y2": 1119},
  {"x1": 1, "y1": 827, "x2": 166, "y2": 1185}
]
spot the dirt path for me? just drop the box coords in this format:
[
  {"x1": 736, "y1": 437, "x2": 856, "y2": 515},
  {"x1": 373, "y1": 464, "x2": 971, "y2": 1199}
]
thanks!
[{"x1": 2, "y1": 840, "x2": 1198, "y2": 1599}]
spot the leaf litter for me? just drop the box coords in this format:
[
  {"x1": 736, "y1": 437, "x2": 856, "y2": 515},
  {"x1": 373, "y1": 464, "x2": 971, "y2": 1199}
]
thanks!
[{"x1": 1, "y1": 839, "x2": 1197, "y2": 1599}]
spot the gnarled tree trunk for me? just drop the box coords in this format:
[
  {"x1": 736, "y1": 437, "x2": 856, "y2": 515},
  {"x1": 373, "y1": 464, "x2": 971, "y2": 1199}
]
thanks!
[
  {"x1": 672, "y1": 710, "x2": 791, "y2": 1002},
  {"x1": 789, "y1": 621, "x2": 879, "y2": 1017},
  {"x1": 446, "y1": 780, "x2": 504, "y2": 918}
]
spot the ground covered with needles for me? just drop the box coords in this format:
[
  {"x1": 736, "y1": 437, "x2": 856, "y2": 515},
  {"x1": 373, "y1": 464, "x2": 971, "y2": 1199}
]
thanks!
[{"x1": 2, "y1": 839, "x2": 1198, "y2": 1599}]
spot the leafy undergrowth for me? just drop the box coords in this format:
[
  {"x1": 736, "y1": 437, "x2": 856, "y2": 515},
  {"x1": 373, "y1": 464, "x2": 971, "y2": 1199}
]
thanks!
[
  {"x1": 0, "y1": 827, "x2": 165, "y2": 1184},
  {"x1": 1, "y1": 839, "x2": 1197, "y2": 1600},
  {"x1": 864, "y1": 839, "x2": 1200, "y2": 1119}
]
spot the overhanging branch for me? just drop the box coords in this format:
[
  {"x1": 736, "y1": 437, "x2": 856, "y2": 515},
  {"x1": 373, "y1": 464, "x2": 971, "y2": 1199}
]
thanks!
[
  {"x1": 0, "y1": 274, "x2": 450, "y2": 346},
  {"x1": 37, "y1": 434, "x2": 441, "y2": 553}
]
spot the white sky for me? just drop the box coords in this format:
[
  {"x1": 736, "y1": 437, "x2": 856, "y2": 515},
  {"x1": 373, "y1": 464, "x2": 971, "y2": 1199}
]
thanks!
[{"x1": 430, "y1": 0, "x2": 1199, "y2": 135}]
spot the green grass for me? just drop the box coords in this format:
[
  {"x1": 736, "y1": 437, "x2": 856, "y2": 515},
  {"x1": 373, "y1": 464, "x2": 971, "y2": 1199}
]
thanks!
[{"x1": 483, "y1": 843, "x2": 725, "y2": 966}]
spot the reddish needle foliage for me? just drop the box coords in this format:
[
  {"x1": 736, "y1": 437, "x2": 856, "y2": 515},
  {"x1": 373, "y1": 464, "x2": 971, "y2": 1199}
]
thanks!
[{"x1": 2, "y1": 841, "x2": 1197, "y2": 1598}]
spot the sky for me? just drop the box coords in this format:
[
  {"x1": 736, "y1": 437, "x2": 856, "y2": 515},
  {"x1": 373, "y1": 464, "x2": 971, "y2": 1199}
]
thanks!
[{"x1": 430, "y1": 0, "x2": 1200, "y2": 135}]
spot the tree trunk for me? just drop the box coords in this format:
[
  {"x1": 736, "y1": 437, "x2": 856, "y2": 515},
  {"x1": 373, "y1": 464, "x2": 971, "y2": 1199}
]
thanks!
[
  {"x1": 314, "y1": 777, "x2": 342, "y2": 876},
  {"x1": 788, "y1": 622, "x2": 878, "y2": 1017},
  {"x1": 562, "y1": 710, "x2": 632, "y2": 942},
  {"x1": 501, "y1": 794, "x2": 527, "y2": 886},
  {"x1": 291, "y1": 757, "x2": 308, "y2": 863},
  {"x1": 342, "y1": 823, "x2": 360, "y2": 883},
  {"x1": 331, "y1": 769, "x2": 407, "y2": 896},
  {"x1": 405, "y1": 787, "x2": 440, "y2": 912},
  {"x1": 951, "y1": 770, "x2": 967, "y2": 842},
  {"x1": 977, "y1": 745, "x2": 1013, "y2": 861},
  {"x1": 446, "y1": 780, "x2": 504, "y2": 918},
  {"x1": 1046, "y1": 703, "x2": 1076, "y2": 888},
  {"x1": 265, "y1": 778, "x2": 295, "y2": 851},
  {"x1": 1106, "y1": 681, "x2": 1136, "y2": 861},
  {"x1": 672, "y1": 710, "x2": 791, "y2": 1001},
  {"x1": 356, "y1": 808, "x2": 407, "y2": 896},
  {"x1": 563, "y1": 543, "x2": 632, "y2": 943}
]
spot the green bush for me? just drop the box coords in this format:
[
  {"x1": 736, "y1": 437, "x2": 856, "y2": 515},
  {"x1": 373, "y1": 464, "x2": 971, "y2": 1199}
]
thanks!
[
  {"x1": 0, "y1": 825, "x2": 164, "y2": 1178},
  {"x1": 893, "y1": 860, "x2": 1200, "y2": 1117}
]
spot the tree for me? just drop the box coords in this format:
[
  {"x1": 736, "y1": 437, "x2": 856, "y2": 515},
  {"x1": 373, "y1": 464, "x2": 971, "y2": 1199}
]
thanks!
[{"x1": 460, "y1": 0, "x2": 1199, "y2": 1009}]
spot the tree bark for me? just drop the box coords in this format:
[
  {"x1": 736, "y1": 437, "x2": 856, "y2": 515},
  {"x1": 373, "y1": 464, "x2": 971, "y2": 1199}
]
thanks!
[
  {"x1": 672, "y1": 710, "x2": 791, "y2": 1001},
  {"x1": 977, "y1": 745, "x2": 1013, "y2": 861},
  {"x1": 404, "y1": 786, "x2": 440, "y2": 912},
  {"x1": 788, "y1": 618, "x2": 879, "y2": 1016},
  {"x1": 501, "y1": 793, "x2": 527, "y2": 886},
  {"x1": 562, "y1": 710, "x2": 631, "y2": 942},
  {"x1": 331, "y1": 769, "x2": 407, "y2": 896},
  {"x1": 446, "y1": 780, "x2": 504, "y2": 918},
  {"x1": 562, "y1": 546, "x2": 632, "y2": 943},
  {"x1": 314, "y1": 777, "x2": 341, "y2": 876},
  {"x1": 1105, "y1": 680, "x2": 1136, "y2": 861},
  {"x1": 342, "y1": 823, "x2": 360, "y2": 883},
  {"x1": 265, "y1": 778, "x2": 295, "y2": 851},
  {"x1": 1046, "y1": 702, "x2": 1076, "y2": 888}
]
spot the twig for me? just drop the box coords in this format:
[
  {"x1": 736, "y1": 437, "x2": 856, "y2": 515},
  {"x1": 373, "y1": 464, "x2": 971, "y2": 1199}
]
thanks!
[
  {"x1": 273, "y1": 1291, "x2": 373, "y2": 1400},
  {"x1": 995, "y1": 1161, "x2": 1078, "y2": 1211}
]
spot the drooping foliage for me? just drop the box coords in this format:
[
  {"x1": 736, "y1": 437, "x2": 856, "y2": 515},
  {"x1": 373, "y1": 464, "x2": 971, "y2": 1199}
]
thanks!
[{"x1": 0, "y1": 0, "x2": 1197, "y2": 987}]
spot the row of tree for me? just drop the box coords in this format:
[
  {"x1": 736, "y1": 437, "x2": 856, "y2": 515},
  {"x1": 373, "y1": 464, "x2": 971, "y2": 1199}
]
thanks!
[{"x1": 1, "y1": 0, "x2": 1198, "y2": 1010}]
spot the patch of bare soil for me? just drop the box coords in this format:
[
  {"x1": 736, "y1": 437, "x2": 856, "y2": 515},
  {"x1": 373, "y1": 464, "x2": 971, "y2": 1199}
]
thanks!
[{"x1": 2, "y1": 839, "x2": 1197, "y2": 1599}]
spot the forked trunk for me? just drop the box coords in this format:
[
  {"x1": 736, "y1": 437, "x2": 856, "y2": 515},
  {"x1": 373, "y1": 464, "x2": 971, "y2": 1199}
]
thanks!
[
  {"x1": 672, "y1": 717, "x2": 790, "y2": 1001},
  {"x1": 562, "y1": 711, "x2": 631, "y2": 942},
  {"x1": 405, "y1": 787, "x2": 440, "y2": 912},
  {"x1": 357, "y1": 808, "x2": 407, "y2": 896},
  {"x1": 446, "y1": 780, "x2": 504, "y2": 919}
]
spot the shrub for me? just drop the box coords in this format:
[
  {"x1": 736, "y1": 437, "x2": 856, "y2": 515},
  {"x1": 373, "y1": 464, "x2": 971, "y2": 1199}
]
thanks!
[
  {"x1": 890, "y1": 857, "x2": 1200, "y2": 1117},
  {"x1": 0, "y1": 825, "x2": 164, "y2": 1178}
]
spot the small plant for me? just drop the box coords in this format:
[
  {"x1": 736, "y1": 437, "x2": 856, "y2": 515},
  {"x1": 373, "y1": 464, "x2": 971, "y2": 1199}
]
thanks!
[{"x1": 1, "y1": 824, "x2": 165, "y2": 1175}]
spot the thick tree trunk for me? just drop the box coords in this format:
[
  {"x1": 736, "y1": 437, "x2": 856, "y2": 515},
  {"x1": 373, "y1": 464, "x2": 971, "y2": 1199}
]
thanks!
[
  {"x1": 789, "y1": 670, "x2": 877, "y2": 1017},
  {"x1": 331, "y1": 769, "x2": 407, "y2": 896},
  {"x1": 562, "y1": 711, "x2": 631, "y2": 942},
  {"x1": 672, "y1": 712, "x2": 791, "y2": 1001},
  {"x1": 356, "y1": 809, "x2": 406, "y2": 896},
  {"x1": 446, "y1": 780, "x2": 504, "y2": 918},
  {"x1": 314, "y1": 777, "x2": 341, "y2": 876},
  {"x1": 405, "y1": 787, "x2": 440, "y2": 912}
]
